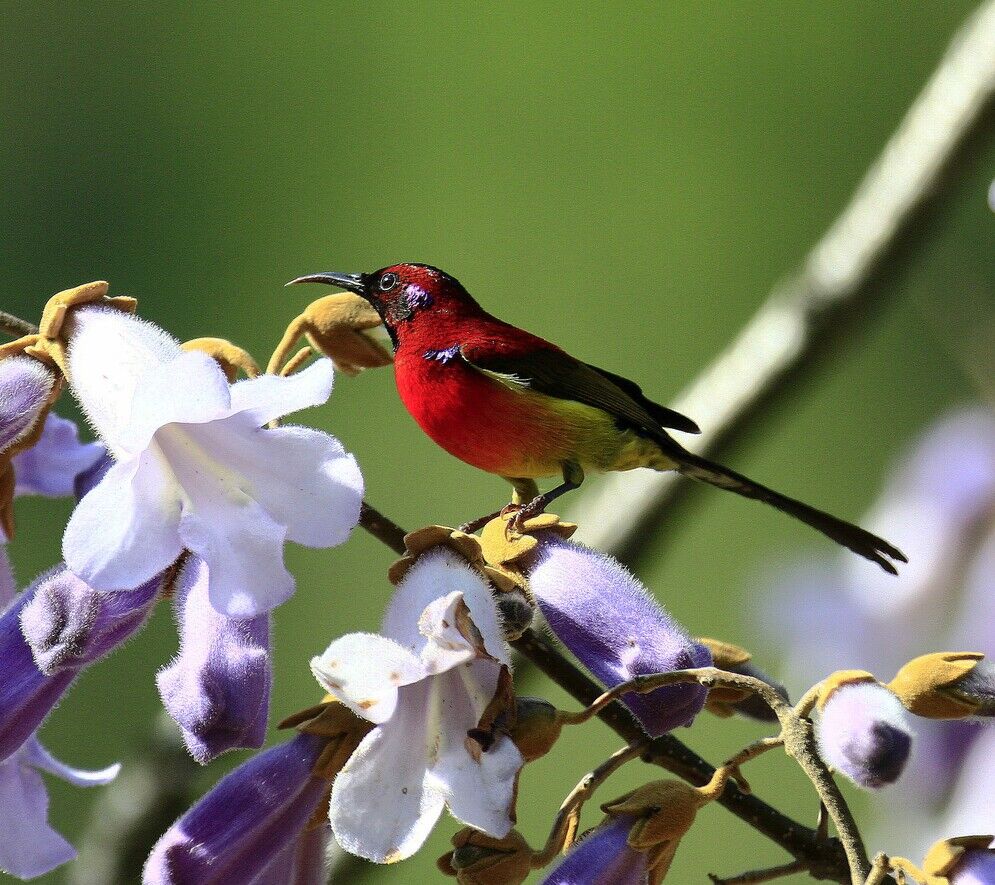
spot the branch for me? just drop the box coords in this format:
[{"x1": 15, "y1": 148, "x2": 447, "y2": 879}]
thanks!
[
  {"x1": 0, "y1": 311, "x2": 38, "y2": 338},
  {"x1": 566, "y1": 0, "x2": 995, "y2": 559}
]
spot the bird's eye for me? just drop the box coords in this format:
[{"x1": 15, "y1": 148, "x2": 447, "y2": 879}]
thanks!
[{"x1": 378, "y1": 272, "x2": 399, "y2": 292}]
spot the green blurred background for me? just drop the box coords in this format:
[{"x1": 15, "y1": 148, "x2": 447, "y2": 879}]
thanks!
[{"x1": 1, "y1": 2, "x2": 992, "y2": 882}]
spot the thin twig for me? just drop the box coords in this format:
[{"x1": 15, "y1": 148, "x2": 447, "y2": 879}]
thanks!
[
  {"x1": 531, "y1": 741, "x2": 648, "y2": 868},
  {"x1": 711, "y1": 859, "x2": 809, "y2": 885},
  {"x1": 567, "y1": 0, "x2": 995, "y2": 558},
  {"x1": 0, "y1": 310, "x2": 39, "y2": 338}
]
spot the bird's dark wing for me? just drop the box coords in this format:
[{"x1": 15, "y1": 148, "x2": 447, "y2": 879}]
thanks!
[{"x1": 459, "y1": 343, "x2": 700, "y2": 438}]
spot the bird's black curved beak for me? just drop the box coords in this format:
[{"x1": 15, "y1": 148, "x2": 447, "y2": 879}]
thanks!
[{"x1": 285, "y1": 271, "x2": 368, "y2": 297}]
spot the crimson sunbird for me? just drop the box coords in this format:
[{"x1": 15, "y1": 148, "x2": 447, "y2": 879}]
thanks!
[{"x1": 289, "y1": 263, "x2": 906, "y2": 574}]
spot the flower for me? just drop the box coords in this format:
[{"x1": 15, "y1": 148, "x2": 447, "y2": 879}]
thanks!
[
  {"x1": 11, "y1": 413, "x2": 103, "y2": 498},
  {"x1": 950, "y1": 841, "x2": 995, "y2": 884},
  {"x1": 889, "y1": 652, "x2": 995, "y2": 720},
  {"x1": 0, "y1": 735, "x2": 119, "y2": 880},
  {"x1": 438, "y1": 828, "x2": 534, "y2": 885},
  {"x1": 526, "y1": 535, "x2": 711, "y2": 736},
  {"x1": 312, "y1": 548, "x2": 524, "y2": 864},
  {"x1": 63, "y1": 306, "x2": 364, "y2": 617},
  {"x1": 815, "y1": 677, "x2": 914, "y2": 789},
  {"x1": 0, "y1": 356, "x2": 56, "y2": 454},
  {"x1": 0, "y1": 565, "x2": 163, "y2": 761},
  {"x1": 156, "y1": 556, "x2": 271, "y2": 763},
  {"x1": 144, "y1": 733, "x2": 330, "y2": 885}
]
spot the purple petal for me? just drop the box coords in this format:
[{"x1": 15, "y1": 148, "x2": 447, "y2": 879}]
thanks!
[
  {"x1": 73, "y1": 450, "x2": 112, "y2": 500},
  {"x1": 144, "y1": 733, "x2": 328, "y2": 885},
  {"x1": 816, "y1": 683, "x2": 913, "y2": 789},
  {"x1": 528, "y1": 536, "x2": 709, "y2": 735},
  {"x1": 954, "y1": 849, "x2": 995, "y2": 884},
  {"x1": 157, "y1": 556, "x2": 271, "y2": 764},
  {"x1": 0, "y1": 356, "x2": 55, "y2": 454},
  {"x1": 252, "y1": 824, "x2": 331, "y2": 885},
  {"x1": 12, "y1": 414, "x2": 104, "y2": 498},
  {"x1": 19, "y1": 566, "x2": 161, "y2": 675},
  {"x1": 542, "y1": 815, "x2": 647, "y2": 885}
]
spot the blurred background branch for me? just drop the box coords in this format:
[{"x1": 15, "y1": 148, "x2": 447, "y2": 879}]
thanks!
[{"x1": 568, "y1": 0, "x2": 995, "y2": 563}]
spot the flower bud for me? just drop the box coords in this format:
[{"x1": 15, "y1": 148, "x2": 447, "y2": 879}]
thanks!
[
  {"x1": 816, "y1": 674, "x2": 914, "y2": 789},
  {"x1": 526, "y1": 535, "x2": 711, "y2": 736},
  {"x1": 889, "y1": 652, "x2": 995, "y2": 720},
  {"x1": 0, "y1": 356, "x2": 56, "y2": 454},
  {"x1": 506, "y1": 697, "x2": 564, "y2": 763},
  {"x1": 438, "y1": 828, "x2": 534, "y2": 885}
]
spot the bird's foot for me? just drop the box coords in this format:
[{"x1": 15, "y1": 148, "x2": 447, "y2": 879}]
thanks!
[{"x1": 458, "y1": 509, "x2": 504, "y2": 534}]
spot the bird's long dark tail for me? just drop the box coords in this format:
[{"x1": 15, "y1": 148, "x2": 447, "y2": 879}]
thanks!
[{"x1": 674, "y1": 450, "x2": 907, "y2": 574}]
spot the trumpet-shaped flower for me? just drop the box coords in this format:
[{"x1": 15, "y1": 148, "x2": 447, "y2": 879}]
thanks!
[
  {"x1": 157, "y1": 556, "x2": 271, "y2": 763},
  {"x1": 0, "y1": 735, "x2": 119, "y2": 880},
  {"x1": 312, "y1": 549, "x2": 524, "y2": 864},
  {"x1": 63, "y1": 306, "x2": 363, "y2": 617}
]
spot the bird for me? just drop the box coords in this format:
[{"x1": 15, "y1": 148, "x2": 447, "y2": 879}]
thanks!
[{"x1": 288, "y1": 263, "x2": 906, "y2": 574}]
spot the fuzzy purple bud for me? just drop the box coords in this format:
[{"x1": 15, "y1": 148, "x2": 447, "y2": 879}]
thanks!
[
  {"x1": 157, "y1": 556, "x2": 271, "y2": 764},
  {"x1": 0, "y1": 567, "x2": 161, "y2": 761},
  {"x1": 542, "y1": 815, "x2": 646, "y2": 885},
  {"x1": 953, "y1": 847, "x2": 995, "y2": 884},
  {"x1": 144, "y1": 733, "x2": 329, "y2": 885},
  {"x1": 0, "y1": 357, "x2": 55, "y2": 454},
  {"x1": 12, "y1": 414, "x2": 103, "y2": 497},
  {"x1": 528, "y1": 536, "x2": 710, "y2": 736},
  {"x1": 816, "y1": 682, "x2": 914, "y2": 789}
]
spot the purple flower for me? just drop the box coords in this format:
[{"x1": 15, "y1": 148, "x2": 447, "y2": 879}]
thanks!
[
  {"x1": 144, "y1": 733, "x2": 330, "y2": 885},
  {"x1": 0, "y1": 566, "x2": 162, "y2": 761},
  {"x1": 0, "y1": 735, "x2": 119, "y2": 880},
  {"x1": 12, "y1": 414, "x2": 103, "y2": 497},
  {"x1": 0, "y1": 356, "x2": 55, "y2": 453},
  {"x1": 157, "y1": 556, "x2": 271, "y2": 763},
  {"x1": 816, "y1": 682, "x2": 914, "y2": 789},
  {"x1": 527, "y1": 535, "x2": 711, "y2": 736},
  {"x1": 542, "y1": 815, "x2": 647, "y2": 885}
]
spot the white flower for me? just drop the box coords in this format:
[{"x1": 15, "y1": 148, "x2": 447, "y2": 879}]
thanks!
[
  {"x1": 0, "y1": 736, "x2": 119, "y2": 879},
  {"x1": 62, "y1": 306, "x2": 363, "y2": 617},
  {"x1": 311, "y1": 549, "x2": 523, "y2": 864}
]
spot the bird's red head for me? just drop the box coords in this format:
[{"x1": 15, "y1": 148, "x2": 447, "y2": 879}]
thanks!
[{"x1": 287, "y1": 263, "x2": 480, "y2": 347}]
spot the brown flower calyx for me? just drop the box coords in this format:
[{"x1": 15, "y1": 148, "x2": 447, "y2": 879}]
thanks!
[
  {"x1": 478, "y1": 511, "x2": 577, "y2": 589},
  {"x1": 437, "y1": 828, "x2": 534, "y2": 885},
  {"x1": 0, "y1": 281, "x2": 136, "y2": 376},
  {"x1": 697, "y1": 637, "x2": 754, "y2": 714},
  {"x1": 268, "y1": 292, "x2": 393, "y2": 377},
  {"x1": 181, "y1": 337, "x2": 260, "y2": 382},
  {"x1": 921, "y1": 834, "x2": 994, "y2": 878},
  {"x1": 888, "y1": 651, "x2": 991, "y2": 719},
  {"x1": 601, "y1": 778, "x2": 715, "y2": 884},
  {"x1": 815, "y1": 669, "x2": 878, "y2": 710},
  {"x1": 277, "y1": 698, "x2": 374, "y2": 782}
]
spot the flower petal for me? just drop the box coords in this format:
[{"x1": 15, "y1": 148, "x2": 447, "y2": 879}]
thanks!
[
  {"x1": 419, "y1": 591, "x2": 477, "y2": 674},
  {"x1": 228, "y1": 359, "x2": 334, "y2": 427},
  {"x1": 329, "y1": 680, "x2": 444, "y2": 864},
  {"x1": 426, "y1": 666, "x2": 522, "y2": 836},
  {"x1": 191, "y1": 420, "x2": 362, "y2": 548},
  {"x1": 0, "y1": 356, "x2": 56, "y2": 453},
  {"x1": 22, "y1": 736, "x2": 120, "y2": 786},
  {"x1": 310, "y1": 633, "x2": 424, "y2": 725},
  {"x1": 384, "y1": 549, "x2": 505, "y2": 662},
  {"x1": 12, "y1": 414, "x2": 104, "y2": 498},
  {"x1": 178, "y1": 496, "x2": 293, "y2": 619},
  {"x1": 63, "y1": 452, "x2": 183, "y2": 592},
  {"x1": 119, "y1": 351, "x2": 232, "y2": 453},
  {"x1": 157, "y1": 556, "x2": 271, "y2": 763},
  {"x1": 0, "y1": 751, "x2": 76, "y2": 879}
]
